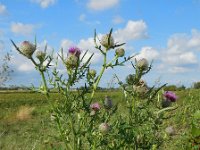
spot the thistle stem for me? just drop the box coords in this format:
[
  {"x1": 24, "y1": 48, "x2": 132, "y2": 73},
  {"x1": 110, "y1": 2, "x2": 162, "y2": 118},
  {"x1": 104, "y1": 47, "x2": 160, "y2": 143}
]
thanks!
[{"x1": 91, "y1": 52, "x2": 107, "y2": 99}]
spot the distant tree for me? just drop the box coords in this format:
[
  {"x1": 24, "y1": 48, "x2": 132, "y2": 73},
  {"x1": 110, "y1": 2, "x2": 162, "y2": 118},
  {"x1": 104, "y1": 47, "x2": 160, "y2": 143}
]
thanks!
[
  {"x1": 193, "y1": 81, "x2": 200, "y2": 89},
  {"x1": 0, "y1": 53, "x2": 13, "y2": 86},
  {"x1": 177, "y1": 85, "x2": 186, "y2": 91}
]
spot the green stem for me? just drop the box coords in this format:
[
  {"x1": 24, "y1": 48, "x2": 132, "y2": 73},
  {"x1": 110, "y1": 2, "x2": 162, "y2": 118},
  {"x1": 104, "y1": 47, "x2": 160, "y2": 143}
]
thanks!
[
  {"x1": 156, "y1": 106, "x2": 178, "y2": 116},
  {"x1": 91, "y1": 52, "x2": 107, "y2": 99},
  {"x1": 40, "y1": 70, "x2": 72, "y2": 149},
  {"x1": 106, "y1": 55, "x2": 118, "y2": 68},
  {"x1": 40, "y1": 70, "x2": 49, "y2": 97}
]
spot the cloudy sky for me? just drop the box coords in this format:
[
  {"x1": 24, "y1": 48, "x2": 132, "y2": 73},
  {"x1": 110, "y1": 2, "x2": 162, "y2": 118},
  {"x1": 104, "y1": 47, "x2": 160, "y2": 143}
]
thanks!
[{"x1": 1, "y1": 0, "x2": 200, "y2": 87}]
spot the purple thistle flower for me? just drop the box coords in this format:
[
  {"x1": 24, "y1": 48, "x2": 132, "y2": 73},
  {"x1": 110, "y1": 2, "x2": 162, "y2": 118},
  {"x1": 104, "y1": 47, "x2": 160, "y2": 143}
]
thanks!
[
  {"x1": 68, "y1": 46, "x2": 81, "y2": 57},
  {"x1": 163, "y1": 91, "x2": 177, "y2": 102},
  {"x1": 90, "y1": 102, "x2": 100, "y2": 111}
]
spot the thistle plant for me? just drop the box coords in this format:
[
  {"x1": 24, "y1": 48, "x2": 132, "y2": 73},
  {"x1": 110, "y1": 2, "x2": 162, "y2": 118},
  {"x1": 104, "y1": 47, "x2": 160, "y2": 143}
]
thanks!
[
  {"x1": 11, "y1": 29, "x2": 178, "y2": 149},
  {"x1": 113, "y1": 58, "x2": 178, "y2": 149}
]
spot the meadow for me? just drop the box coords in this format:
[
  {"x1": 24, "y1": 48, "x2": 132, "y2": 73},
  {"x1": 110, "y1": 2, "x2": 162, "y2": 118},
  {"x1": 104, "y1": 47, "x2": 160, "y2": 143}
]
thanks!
[{"x1": 0, "y1": 89, "x2": 199, "y2": 150}]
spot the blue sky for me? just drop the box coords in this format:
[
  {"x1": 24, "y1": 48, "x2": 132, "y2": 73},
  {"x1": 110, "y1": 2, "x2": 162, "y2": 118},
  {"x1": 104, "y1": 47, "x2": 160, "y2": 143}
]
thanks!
[{"x1": 1, "y1": 0, "x2": 200, "y2": 87}]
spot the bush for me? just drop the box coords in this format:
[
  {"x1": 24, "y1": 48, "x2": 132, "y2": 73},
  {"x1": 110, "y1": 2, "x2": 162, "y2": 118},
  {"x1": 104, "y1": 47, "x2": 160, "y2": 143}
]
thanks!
[{"x1": 193, "y1": 81, "x2": 200, "y2": 89}]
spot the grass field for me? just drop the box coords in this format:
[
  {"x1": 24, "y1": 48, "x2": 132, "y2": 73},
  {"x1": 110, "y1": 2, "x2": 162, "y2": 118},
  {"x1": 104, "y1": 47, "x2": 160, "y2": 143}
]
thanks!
[{"x1": 0, "y1": 90, "x2": 199, "y2": 149}]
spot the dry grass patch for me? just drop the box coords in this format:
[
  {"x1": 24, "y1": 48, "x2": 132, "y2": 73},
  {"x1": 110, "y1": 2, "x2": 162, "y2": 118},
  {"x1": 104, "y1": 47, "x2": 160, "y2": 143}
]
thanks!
[{"x1": 15, "y1": 106, "x2": 35, "y2": 121}]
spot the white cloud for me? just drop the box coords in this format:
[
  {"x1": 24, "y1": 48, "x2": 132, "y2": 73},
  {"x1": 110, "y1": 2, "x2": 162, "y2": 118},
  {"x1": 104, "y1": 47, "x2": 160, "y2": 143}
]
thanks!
[
  {"x1": 187, "y1": 29, "x2": 200, "y2": 50},
  {"x1": 11, "y1": 54, "x2": 35, "y2": 72},
  {"x1": 134, "y1": 46, "x2": 159, "y2": 61},
  {"x1": 162, "y1": 51, "x2": 197, "y2": 66},
  {"x1": 156, "y1": 29, "x2": 200, "y2": 74},
  {"x1": 60, "y1": 36, "x2": 103, "y2": 65},
  {"x1": 0, "y1": 3, "x2": 7, "y2": 15},
  {"x1": 169, "y1": 66, "x2": 190, "y2": 74},
  {"x1": 114, "y1": 20, "x2": 148, "y2": 42},
  {"x1": 60, "y1": 39, "x2": 75, "y2": 56},
  {"x1": 78, "y1": 37, "x2": 96, "y2": 53},
  {"x1": 78, "y1": 37, "x2": 103, "y2": 64},
  {"x1": 78, "y1": 13, "x2": 101, "y2": 25},
  {"x1": 87, "y1": 0, "x2": 119, "y2": 11},
  {"x1": 167, "y1": 29, "x2": 200, "y2": 53},
  {"x1": 31, "y1": 0, "x2": 56, "y2": 8},
  {"x1": 36, "y1": 40, "x2": 54, "y2": 53},
  {"x1": 112, "y1": 15, "x2": 124, "y2": 24},
  {"x1": 11, "y1": 22, "x2": 37, "y2": 36}
]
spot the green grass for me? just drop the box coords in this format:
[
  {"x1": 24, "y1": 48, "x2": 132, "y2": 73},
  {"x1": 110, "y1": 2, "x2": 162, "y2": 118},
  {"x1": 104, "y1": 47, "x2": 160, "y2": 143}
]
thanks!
[{"x1": 0, "y1": 90, "x2": 199, "y2": 149}]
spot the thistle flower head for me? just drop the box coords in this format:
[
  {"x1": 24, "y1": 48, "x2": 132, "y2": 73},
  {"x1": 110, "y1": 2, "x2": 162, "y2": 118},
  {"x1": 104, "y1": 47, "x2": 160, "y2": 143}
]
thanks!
[
  {"x1": 68, "y1": 46, "x2": 81, "y2": 57},
  {"x1": 126, "y1": 74, "x2": 135, "y2": 85},
  {"x1": 100, "y1": 34, "x2": 114, "y2": 49},
  {"x1": 99, "y1": 123, "x2": 110, "y2": 134},
  {"x1": 36, "y1": 50, "x2": 46, "y2": 62},
  {"x1": 138, "y1": 79, "x2": 147, "y2": 87},
  {"x1": 136, "y1": 58, "x2": 149, "y2": 71},
  {"x1": 65, "y1": 54, "x2": 79, "y2": 68},
  {"x1": 115, "y1": 48, "x2": 125, "y2": 57},
  {"x1": 163, "y1": 91, "x2": 177, "y2": 102},
  {"x1": 89, "y1": 69, "x2": 97, "y2": 77},
  {"x1": 90, "y1": 102, "x2": 100, "y2": 111},
  {"x1": 133, "y1": 85, "x2": 148, "y2": 95},
  {"x1": 19, "y1": 41, "x2": 36, "y2": 58}
]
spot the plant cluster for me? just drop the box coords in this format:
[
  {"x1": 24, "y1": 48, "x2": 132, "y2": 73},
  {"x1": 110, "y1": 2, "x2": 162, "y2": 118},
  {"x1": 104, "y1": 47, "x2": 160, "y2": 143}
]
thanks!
[{"x1": 11, "y1": 29, "x2": 178, "y2": 149}]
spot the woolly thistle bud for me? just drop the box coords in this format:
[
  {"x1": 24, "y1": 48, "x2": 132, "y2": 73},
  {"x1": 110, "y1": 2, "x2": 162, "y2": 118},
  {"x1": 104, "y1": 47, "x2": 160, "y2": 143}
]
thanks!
[
  {"x1": 104, "y1": 96, "x2": 113, "y2": 109},
  {"x1": 138, "y1": 79, "x2": 147, "y2": 87},
  {"x1": 126, "y1": 74, "x2": 135, "y2": 85},
  {"x1": 36, "y1": 50, "x2": 46, "y2": 62},
  {"x1": 89, "y1": 69, "x2": 97, "y2": 77},
  {"x1": 65, "y1": 54, "x2": 79, "y2": 68},
  {"x1": 115, "y1": 48, "x2": 125, "y2": 57},
  {"x1": 99, "y1": 123, "x2": 110, "y2": 134},
  {"x1": 100, "y1": 34, "x2": 114, "y2": 49},
  {"x1": 136, "y1": 58, "x2": 149, "y2": 71},
  {"x1": 133, "y1": 85, "x2": 148, "y2": 95},
  {"x1": 90, "y1": 110, "x2": 96, "y2": 116},
  {"x1": 19, "y1": 41, "x2": 36, "y2": 58}
]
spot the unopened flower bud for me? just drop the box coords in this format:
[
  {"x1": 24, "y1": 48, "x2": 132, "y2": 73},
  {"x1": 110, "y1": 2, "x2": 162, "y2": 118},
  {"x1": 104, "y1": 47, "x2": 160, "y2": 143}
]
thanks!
[
  {"x1": 90, "y1": 110, "x2": 96, "y2": 116},
  {"x1": 19, "y1": 41, "x2": 36, "y2": 58},
  {"x1": 115, "y1": 48, "x2": 125, "y2": 57},
  {"x1": 99, "y1": 123, "x2": 110, "y2": 134},
  {"x1": 65, "y1": 54, "x2": 79, "y2": 68},
  {"x1": 100, "y1": 34, "x2": 114, "y2": 49},
  {"x1": 36, "y1": 50, "x2": 46, "y2": 62},
  {"x1": 136, "y1": 58, "x2": 149, "y2": 71},
  {"x1": 89, "y1": 69, "x2": 97, "y2": 77},
  {"x1": 133, "y1": 85, "x2": 148, "y2": 95},
  {"x1": 104, "y1": 96, "x2": 113, "y2": 109},
  {"x1": 126, "y1": 74, "x2": 135, "y2": 85},
  {"x1": 138, "y1": 79, "x2": 147, "y2": 87}
]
